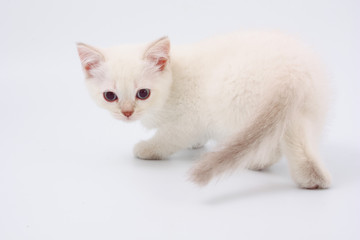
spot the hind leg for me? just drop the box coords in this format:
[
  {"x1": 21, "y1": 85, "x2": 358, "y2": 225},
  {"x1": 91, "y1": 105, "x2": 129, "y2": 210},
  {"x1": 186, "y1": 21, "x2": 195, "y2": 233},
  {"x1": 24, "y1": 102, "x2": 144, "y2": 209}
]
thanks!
[
  {"x1": 247, "y1": 146, "x2": 281, "y2": 171},
  {"x1": 282, "y1": 116, "x2": 331, "y2": 189}
]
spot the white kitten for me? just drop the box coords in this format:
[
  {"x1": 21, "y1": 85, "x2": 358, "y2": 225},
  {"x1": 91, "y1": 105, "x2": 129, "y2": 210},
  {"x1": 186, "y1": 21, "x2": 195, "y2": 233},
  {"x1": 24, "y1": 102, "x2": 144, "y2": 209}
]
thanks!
[{"x1": 77, "y1": 31, "x2": 331, "y2": 189}]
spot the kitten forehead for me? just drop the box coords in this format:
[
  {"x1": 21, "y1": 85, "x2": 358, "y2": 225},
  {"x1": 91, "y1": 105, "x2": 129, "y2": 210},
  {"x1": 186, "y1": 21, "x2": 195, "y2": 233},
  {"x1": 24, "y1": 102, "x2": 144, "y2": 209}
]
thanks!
[
  {"x1": 102, "y1": 45, "x2": 146, "y2": 95},
  {"x1": 103, "y1": 45, "x2": 145, "y2": 73}
]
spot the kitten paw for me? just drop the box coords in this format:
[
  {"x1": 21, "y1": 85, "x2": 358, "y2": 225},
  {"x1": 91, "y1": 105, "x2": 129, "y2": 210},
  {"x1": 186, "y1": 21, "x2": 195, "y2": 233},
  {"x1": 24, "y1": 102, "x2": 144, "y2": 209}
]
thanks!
[
  {"x1": 247, "y1": 165, "x2": 268, "y2": 171},
  {"x1": 191, "y1": 143, "x2": 205, "y2": 149},
  {"x1": 247, "y1": 161, "x2": 277, "y2": 171},
  {"x1": 247, "y1": 154, "x2": 280, "y2": 171},
  {"x1": 133, "y1": 141, "x2": 164, "y2": 160},
  {"x1": 292, "y1": 161, "x2": 332, "y2": 189}
]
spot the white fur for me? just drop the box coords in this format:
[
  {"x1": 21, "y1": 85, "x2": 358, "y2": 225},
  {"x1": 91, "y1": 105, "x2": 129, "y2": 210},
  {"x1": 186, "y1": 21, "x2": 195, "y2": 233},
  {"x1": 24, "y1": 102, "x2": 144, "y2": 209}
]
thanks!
[{"x1": 77, "y1": 31, "x2": 331, "y2": 189}]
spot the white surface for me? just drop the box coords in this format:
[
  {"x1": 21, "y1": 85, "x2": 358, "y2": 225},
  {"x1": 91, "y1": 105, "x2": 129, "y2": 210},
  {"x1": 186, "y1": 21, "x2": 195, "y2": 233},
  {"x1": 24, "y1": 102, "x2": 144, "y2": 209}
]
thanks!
[{"x1": 1, "y1": 0, "x2": 359, "y2": 239}]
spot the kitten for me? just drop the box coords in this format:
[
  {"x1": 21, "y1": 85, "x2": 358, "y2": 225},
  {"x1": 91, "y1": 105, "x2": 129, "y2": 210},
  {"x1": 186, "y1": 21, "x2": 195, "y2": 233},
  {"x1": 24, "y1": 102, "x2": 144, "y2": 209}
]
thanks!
[{"x1": 77, "y1": 31, "x2": 331, "y2": 189}]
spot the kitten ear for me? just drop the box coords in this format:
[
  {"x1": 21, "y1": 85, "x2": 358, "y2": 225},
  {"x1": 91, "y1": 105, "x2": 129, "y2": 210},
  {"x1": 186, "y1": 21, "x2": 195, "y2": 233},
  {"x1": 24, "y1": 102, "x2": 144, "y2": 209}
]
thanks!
[
  {"x1": 143, "y1": 37, "x2": 170, "y2": 72},
  {"x1": 77, "y1": 43, "x2": 105, "y2": 78}
]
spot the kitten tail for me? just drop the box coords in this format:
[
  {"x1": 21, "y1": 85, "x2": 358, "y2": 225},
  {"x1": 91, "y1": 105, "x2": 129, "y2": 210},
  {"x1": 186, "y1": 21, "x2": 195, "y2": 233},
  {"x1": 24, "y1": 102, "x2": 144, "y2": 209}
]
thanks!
[{"x1": 189, "y1": 80, "x2": 301, "y2": 186}]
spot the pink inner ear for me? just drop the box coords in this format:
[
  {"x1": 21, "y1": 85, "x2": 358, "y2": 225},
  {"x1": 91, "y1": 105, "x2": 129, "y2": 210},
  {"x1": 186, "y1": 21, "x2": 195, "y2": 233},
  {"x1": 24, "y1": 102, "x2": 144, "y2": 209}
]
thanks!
[
  {"x1": 157, "y1": 57, "x2": 167, "y2": 71},
  {"x1": 77, "y1": 44, "x2": 104, "y2": 77},
  {"x1": 84, "y1": 62, "x2": 98, "y2": 71},
  {"x1": 144, "y1": 37, "x2": 170, "y2": 72}
]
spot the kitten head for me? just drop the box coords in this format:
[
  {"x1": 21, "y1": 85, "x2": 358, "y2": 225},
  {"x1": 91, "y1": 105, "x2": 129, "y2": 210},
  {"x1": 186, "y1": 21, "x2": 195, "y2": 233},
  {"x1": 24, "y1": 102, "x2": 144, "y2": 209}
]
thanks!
[{"x1": 77, "y1": 37, "x2": 172, "y2": 122}]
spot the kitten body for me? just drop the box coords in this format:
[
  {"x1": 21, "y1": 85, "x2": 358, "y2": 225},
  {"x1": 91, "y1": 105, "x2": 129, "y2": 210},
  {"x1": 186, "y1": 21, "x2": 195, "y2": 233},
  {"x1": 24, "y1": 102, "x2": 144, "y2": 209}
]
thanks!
[{"x1": 77, "y1": 31, "x2": 331, "y2": 189}]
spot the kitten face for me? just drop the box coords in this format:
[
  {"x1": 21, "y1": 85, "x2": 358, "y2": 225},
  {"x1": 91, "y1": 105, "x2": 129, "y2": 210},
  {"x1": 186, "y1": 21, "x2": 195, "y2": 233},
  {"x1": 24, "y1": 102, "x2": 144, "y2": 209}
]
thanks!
[{"x1": 77, "y1": 37, "x2": 172, "y2": 122}]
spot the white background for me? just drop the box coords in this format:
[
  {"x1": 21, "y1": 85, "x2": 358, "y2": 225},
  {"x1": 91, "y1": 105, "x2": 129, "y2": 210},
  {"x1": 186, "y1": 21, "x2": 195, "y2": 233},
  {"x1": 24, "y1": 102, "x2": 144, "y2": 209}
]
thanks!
[{"x1": 1, "y1": 0, "x2": 359, "y2": 239}]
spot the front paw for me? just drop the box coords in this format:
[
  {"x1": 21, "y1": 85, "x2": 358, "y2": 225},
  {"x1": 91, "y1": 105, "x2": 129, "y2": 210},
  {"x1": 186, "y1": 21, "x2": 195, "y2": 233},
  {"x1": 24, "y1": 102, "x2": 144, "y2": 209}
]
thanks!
[{"x1": 133, "y1": 141, "x2": 165, "y2": 160}]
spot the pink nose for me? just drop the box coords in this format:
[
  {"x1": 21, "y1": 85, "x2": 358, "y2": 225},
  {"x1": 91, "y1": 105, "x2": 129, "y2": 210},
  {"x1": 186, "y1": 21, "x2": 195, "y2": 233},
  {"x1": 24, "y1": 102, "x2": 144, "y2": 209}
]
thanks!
[{"x1": 122, "y1": 111, "x2": 134, "y2": 118}]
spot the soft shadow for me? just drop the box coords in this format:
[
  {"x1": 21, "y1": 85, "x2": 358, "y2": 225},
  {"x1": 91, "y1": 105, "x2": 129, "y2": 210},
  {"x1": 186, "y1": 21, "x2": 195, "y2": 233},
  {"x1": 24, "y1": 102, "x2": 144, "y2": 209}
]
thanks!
[
  {"x1": 203, "y1": 183, "x2": 294, "y2": 205},
  {"x1": 202, "y1": 144, "x2": 359, "y2": 205},
  {"x1": 172, "y1": 146, "x2": 208, "y2": 162},
  {"x1": 131, "y1": 146, "x2": 208, "y2": 166},
  {"x1": 131, "y1": 156, "x2": 171, "y2": 168}
]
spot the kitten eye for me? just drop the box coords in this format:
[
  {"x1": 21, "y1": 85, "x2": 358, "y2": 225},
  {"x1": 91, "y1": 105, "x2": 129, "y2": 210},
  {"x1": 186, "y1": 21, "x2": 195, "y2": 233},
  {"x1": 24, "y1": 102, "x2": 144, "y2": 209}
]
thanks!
[
  {"x1": 136, "y1": 89, "x2": 151, "y2": 100},
  {"x1": 103, "y1": 91, "x2": 118, "y2": 102}
]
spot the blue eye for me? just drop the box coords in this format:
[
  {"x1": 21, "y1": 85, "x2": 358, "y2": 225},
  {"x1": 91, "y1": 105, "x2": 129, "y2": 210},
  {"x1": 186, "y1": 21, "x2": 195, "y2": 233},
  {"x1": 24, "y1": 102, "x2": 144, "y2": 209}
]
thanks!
[
  {"x1": 136, "y1": 89, "x2": 151, "y2": 100},
  {"x1": 103, "y1": 91, "x2": 118, "y2": 102}
]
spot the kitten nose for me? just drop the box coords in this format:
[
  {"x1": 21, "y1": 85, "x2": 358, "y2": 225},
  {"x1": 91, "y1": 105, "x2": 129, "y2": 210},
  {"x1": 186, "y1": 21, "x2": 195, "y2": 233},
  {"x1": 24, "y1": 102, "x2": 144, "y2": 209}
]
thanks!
[{"x1": 122, "y1": 111, "x2": 134, "y2": 118}]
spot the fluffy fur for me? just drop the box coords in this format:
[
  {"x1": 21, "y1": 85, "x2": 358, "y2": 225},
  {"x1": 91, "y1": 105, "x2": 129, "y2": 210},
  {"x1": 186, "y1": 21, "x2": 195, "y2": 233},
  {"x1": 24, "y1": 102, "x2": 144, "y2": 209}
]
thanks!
[{"x1": 77, "y1": 31, "x2": 331, "y2": 189}]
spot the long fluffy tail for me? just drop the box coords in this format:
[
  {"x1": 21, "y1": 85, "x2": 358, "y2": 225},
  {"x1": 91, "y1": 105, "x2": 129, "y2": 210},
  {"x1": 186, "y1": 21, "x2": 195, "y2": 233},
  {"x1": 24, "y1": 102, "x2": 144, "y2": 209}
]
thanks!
[{"x1": 189, "y1": 80, "x2": 301, "y2": 185}]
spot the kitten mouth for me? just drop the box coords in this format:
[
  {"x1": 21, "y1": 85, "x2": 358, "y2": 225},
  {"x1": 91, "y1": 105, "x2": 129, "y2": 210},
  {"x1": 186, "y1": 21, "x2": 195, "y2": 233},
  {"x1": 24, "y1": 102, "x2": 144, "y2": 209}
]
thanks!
[
  {"x1": 112, "y1": 113, "x2": 138, "y2": 122},
  {"x1": 123, "y1": 117, "x2": 137, "y2": 122}
]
